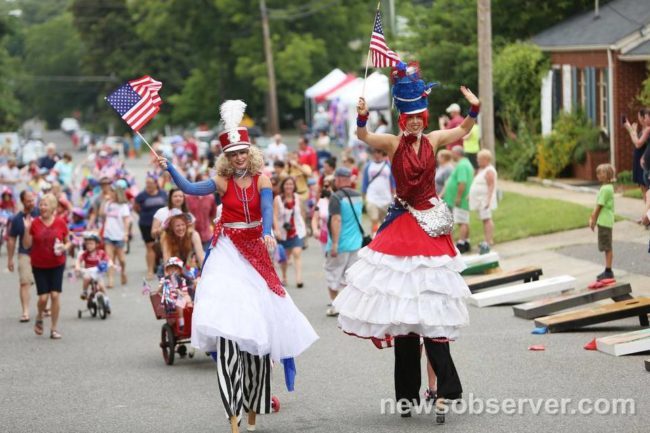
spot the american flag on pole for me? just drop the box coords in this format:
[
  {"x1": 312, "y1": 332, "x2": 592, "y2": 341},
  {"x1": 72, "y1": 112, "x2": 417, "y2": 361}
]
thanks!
[
  {"x1": 370, "y1": 10, "x2": 400, "y2": 68},
  {"x1": 106, "y1": 76, "x2": 163, "y2": 132}
]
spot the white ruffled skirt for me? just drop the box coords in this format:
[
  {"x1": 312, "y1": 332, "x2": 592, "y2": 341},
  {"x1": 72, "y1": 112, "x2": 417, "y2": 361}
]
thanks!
[
  {"x1": 332, "y1": 247, "x2": 471, "y2": 339},
  {"x1": 191, "y1": 235, "x2": 318, "y2": 361}
]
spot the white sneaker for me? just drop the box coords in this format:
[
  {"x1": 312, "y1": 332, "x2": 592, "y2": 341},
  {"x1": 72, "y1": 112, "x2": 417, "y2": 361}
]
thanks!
[{"x1": 326, "y1": 307, "x2": 339, "y2": 317}]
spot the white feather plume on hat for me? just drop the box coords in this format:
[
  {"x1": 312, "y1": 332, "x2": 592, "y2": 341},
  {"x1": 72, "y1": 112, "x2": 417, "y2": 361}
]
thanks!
[{"x1": 219, "y1": 100, "x2": 247, "y2": 131}]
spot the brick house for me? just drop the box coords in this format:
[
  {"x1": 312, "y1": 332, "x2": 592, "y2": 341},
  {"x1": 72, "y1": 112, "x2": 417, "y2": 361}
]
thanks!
[{"x1": 532, "y1": 0, "x2": 650, "y2": 178}]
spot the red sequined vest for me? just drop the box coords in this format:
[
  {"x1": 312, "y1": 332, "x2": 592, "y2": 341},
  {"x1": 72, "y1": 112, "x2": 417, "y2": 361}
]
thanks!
[{"x1": 392, "y1": 134, "x2": 438, "y2": 210}]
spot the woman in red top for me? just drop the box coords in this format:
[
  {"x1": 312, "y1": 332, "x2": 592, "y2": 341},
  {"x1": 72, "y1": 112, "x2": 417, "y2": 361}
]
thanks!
[
  {"x1": 333, "y1": 63, "x2": 480, "y2": 420},
  {"x1": 22, "y1": 193, "x2": 71, "y2": 340},
  {"x1": 158, "y1": 100, "x2": 317, "y2": 433}
]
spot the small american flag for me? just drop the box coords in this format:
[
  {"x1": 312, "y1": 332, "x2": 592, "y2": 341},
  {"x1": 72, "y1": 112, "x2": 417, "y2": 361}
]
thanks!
[
  {"x1": 370, "y1": 10, "x2": 400, "y2": 68},
  {"x1": 106, "y1": 76, "x2": 163, "y2": 132}
]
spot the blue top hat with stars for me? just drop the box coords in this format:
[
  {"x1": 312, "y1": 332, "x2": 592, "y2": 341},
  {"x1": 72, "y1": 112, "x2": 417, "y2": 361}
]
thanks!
[{"x1": 391, "y1": 62, "x2": 438, "y2": 114}]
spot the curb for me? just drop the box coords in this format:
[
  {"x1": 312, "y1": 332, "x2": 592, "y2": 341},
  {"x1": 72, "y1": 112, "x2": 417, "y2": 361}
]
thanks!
[{"x1": 526, "y1": 177, "x2": 599, "y2": 194}]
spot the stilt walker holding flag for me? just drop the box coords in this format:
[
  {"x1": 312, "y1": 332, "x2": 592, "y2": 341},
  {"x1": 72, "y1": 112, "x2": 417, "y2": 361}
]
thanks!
[
  {"x1": 155, "y1": 101, "x2": 318, "y2": 433},
  {"x1": 333, "y1": 6, "x2": 480, "y2": 423}
]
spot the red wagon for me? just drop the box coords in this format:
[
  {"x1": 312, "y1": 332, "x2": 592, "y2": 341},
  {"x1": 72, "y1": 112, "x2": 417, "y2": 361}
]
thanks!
[{"x1": 150, "y1": 292, "x2": 194, "y2": 365}]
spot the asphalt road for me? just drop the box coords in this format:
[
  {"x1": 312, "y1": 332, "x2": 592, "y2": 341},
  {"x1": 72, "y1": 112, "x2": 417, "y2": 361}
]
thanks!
[{"x1": 1, "y1": 142, "x2": 648, "y2": 433}]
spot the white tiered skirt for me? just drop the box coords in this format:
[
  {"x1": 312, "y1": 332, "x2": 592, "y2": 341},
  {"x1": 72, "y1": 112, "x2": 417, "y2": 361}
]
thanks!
[
  {"x1": 332, "y1": 247, "x2": 471, "y2": 339},
  {"x1": 191, "y1": 235, "x2": 318, "y2": 361}
]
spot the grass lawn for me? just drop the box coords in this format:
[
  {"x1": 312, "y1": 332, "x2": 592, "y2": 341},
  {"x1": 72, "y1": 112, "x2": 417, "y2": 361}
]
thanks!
[
  {"x1": 622, "y1": 188, "x2": 644, "y2": 199},
  {"x1": 455, "y1": 192, "x2": 593, "y2": 246}
]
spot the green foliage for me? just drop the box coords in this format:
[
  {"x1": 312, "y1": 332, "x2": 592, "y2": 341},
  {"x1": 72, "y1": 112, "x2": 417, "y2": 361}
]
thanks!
[
  {"x1": 0, "y1": 15, "x2": 20, "y2": 130},
  {"x1": 616, "y1": 170, "x2": 633, "y2": 185},
  {"x1": 0, "y1": 45, "x2": 21, "y2": 130},
  {"x1": 0, "y1": 0, "x2": 613, "y2": 132},
  {"x1": 496, "y1": 124, "x2": 539, "y2": 181},
  {"x1": 638, "y1": 67, "x2": 650, "y2": 107},
  {"x1": 19, "y1": 13, "x2": 93, "y2": 127},
  {"x1": 537, "y1": 111, "x2": 601, "y2": 178},
  {"x1": 494, "y1": 43, "x2": 549, "y2": 134},
  {"x1": 168, "y1": 65, "x2": 221, "y2": 125},
  {"x1": 401, "y1": 0, "x2": 597, "y2": 118}
]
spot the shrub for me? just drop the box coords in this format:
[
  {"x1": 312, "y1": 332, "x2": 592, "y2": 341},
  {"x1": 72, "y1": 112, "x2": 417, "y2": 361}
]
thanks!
[
  {"x1": 494, "y1": 42, "x2": 549, "y2": 136},
  {"x1": 537, "y1": 111, "x2": 601, "y2": 178},
  {"x1": 617, "y1": 170, "x2": 633, "y2": 185},
  {"x1": 496, "y1": 124, "x2": 538, "y2": 181}
]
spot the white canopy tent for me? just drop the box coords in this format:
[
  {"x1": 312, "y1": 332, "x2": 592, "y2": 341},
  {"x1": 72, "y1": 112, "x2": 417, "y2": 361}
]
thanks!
[
  {"x1": 324, "y1": 72, "x2": 392, "y2": 141},
  {"x1": 304, "y1": 68, "x2": 347, "y2": 99},
  {"x1": 304, "y1": 68, "x2": 348, "y2": 124}
]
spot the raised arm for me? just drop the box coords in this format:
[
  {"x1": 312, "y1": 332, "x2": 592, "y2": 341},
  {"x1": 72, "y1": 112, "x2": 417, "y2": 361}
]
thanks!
[
  {"x1": 356, "y1": 97, "x2": 399, "y2": 154},
  {"x1": 156, "y1": 157, "x2": 219, "y2": 196},
  {"x1": 624, "y1": 121, "x2": 650, "y2": 148},
  {"x1": 428, "y1": 86, "x2": 480, "y2": 150}
]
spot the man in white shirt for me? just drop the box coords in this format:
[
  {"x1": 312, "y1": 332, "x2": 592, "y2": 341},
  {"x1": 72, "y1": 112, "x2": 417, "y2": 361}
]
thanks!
[
  {"x1": 0, "y1": 157, "x2": 21, "y2": 195},
  {"x1": 265, "y1": 134, "x2": 288, "y2": 162},
  {"x1": 361, "y1": 149, "x2": 395, "y2": 234}
]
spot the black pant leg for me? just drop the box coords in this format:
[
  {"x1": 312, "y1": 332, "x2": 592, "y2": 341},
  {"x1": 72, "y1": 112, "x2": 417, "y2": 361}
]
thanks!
[
  {"x1": 394, "y1": 335, "x2": 422, "y2": 405},
  {"x1": 423, "y1": 339, "x2": 463, "y2": 400}
]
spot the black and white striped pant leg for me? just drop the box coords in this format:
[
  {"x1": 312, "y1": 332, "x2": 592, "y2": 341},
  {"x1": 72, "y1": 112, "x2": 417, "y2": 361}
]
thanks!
[
  {"x1": 216, "y1": 337, "x2": 244, "y2": 422},
  {"x1": 242, "y1": 352, "x2": 272, "y2": 415}
]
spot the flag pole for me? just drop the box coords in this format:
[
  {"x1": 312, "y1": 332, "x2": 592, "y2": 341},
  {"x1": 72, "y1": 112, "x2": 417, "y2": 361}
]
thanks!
[
  {"x1": 362, "y1": 1, "x2": 382, "y2": 98},
  {"x1": 135, "y1": 131, "x2": 159, "y2": 158}
]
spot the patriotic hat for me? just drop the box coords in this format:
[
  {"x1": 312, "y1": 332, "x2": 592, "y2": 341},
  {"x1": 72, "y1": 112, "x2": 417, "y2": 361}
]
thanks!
[
  {"x1": 218, "y1": 100, "x2": 251, "y2": 153},
  {"x1": 164, "y1": 257, "x2": 184, "y2": 270},
  {"x1": 391, "y1": 62, "x2": 438, "y2": 115}
]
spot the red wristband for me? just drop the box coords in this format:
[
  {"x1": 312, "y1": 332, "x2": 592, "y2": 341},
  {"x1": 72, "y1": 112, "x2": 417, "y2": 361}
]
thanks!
[{"x1": 469, "y1": 104, "x2": 480, "y2": 119}]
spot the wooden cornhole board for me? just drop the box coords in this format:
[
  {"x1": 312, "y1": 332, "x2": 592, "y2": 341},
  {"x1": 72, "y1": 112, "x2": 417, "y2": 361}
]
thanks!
[
  {"x1": 534, "y1": 298, "x2": 650, "y2": 333},
  {"x1": 461, "y1": 252, "x2": 500, "y2": 276},
  {"x1": 465, "y1": 267, "x2": 543, "y2": 293},
  {"x1": 596, "y1": 328, "x2": 650, "y2": 356},
  {"x1": 512, "y1": 283, "x2": 633, "y2": 320},
  {"x1": 468, "y1": 275, "x2": 575, "y2": 308}
]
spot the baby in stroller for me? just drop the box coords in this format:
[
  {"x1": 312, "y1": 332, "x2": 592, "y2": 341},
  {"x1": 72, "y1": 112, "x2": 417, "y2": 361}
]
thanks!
[{"x1": 159, "y1": 257, "x2": 194, "y2": 330}]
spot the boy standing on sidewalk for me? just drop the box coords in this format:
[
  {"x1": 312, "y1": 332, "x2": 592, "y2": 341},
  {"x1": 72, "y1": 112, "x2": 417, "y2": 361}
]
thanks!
[{"x1": 589, "y1": 164, "x2": 616, "y2": 280}]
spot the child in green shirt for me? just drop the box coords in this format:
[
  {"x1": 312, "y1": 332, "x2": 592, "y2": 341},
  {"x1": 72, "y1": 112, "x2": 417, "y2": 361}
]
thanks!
[{"x1": 589, "y1": 164, "x2": 615, "y2": 281}]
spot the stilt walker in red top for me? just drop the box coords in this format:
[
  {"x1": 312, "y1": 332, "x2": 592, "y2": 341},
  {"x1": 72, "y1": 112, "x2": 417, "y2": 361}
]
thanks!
[
  {"x1": 157, "y1": 100, "x2": 318, "y2": 433},
  {"x1": 332, "y1": 62, "x2": 480, "y2": 422}
]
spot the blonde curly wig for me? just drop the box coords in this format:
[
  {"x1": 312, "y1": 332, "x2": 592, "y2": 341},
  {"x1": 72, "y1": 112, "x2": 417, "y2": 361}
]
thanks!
[{"x1": 216, "y1": 145, "x2": 265, "y2": 177}]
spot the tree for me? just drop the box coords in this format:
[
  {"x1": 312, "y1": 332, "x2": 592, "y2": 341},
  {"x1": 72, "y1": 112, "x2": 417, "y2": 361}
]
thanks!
[
  {"x1": 19, "y1": 13, "x2": 94, "y2": 127},
  {"x1": 401, "y1": 0, "x2": 602, "y2": 122},
  {"x1": 0, "y1": 16, "x2": 21, "y2": 130},
  {"x1": 493, "y1": 42, "x2": 549, "y2": 134}
]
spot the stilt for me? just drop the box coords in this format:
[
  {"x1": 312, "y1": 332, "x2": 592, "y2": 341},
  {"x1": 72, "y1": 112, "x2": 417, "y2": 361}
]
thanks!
[
  {"x1": 230, "y1": 415, "x2": 239, "y2": 433},
  {"x1": 435, "y1": 398, "x2": 447, "y2": 424},
  {"x1": 247, "y1": 412, "x2": 257, "y2": 431}
]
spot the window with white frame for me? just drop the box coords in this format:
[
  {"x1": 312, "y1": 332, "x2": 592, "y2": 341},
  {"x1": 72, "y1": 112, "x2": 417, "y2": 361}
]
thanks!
[{"x1": 598, "y1": 68, "x2": 609, "y2": 133}]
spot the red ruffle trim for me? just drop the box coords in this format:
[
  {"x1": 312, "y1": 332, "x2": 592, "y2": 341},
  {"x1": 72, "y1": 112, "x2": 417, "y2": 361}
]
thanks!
[
  {"x1": 369, "y1": 212, "x2": 457, "y2": 257},
  {"x1": 341, "y1": 329, "x2": 454, "y2": 349}
]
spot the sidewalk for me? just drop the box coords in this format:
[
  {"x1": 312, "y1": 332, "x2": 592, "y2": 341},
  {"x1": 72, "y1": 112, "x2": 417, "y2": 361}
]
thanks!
[{"x1": 492, "y1": 181, "x2": 650, "y2": 296}]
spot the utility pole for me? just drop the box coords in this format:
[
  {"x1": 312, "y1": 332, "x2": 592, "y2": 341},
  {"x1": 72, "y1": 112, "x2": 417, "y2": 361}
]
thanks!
[
  {"x1": 260, "y1": 0, "x2": 279, "y2": 134},
  {"x1": 477, "y1": 0, "x2": 495, "y2": 155}
]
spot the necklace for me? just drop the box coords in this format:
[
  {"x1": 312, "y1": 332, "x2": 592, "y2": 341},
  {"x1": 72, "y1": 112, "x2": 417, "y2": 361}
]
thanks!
[
  {"x1": 235, "y1": 168, "x2": 248, "y2": 178},
  {"x1": 233, "y1": 177, "x2": 255, "y2": 203}
]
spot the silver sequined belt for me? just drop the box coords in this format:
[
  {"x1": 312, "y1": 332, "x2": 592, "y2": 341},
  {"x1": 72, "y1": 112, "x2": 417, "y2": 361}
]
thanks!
[
  {"x1": 223, "y1": 221, "x2": 261, "y2": 229},
  {"x1": 395, "y1": 196, "x2": 454, "y2": 238}
]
